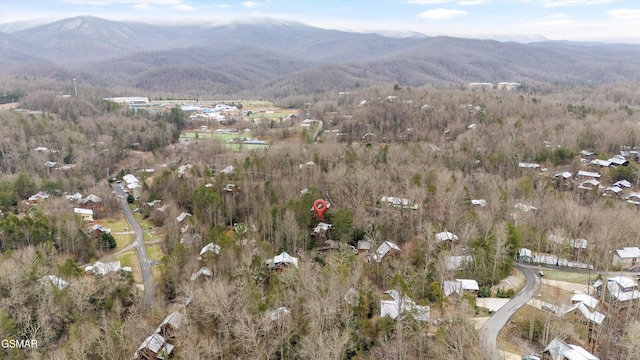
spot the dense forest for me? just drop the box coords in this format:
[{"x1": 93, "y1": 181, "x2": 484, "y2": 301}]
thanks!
[{"x1": 1, "y1": 79, "x2": 640, "y2": 359}]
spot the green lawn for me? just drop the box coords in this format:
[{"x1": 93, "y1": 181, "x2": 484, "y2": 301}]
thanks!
[
  {"x1": 118, "y1": 252, "x2": 134, "y2": 268},
  {"x1": 117, "y1": 251, "x2": 141, "y2": 284},
  {"x1": 113, "y1": 233, "x2": 134, "y2": 249},
  {"x1": 180, "y1": 131, "x2": 269, "y2": 152},
  {"x1": 145, "y1": 244, "x2": 164, "y2": 261},
  {"x1": 103, "y1": 217, "x2": 131, "y2": 232},
  {"x1": 541, "y1": 269, "x2": 593, "y2": 284}
]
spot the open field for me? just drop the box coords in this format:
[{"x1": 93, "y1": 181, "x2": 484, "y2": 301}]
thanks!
[
  {"x1": 101, "y1": 217, "x2": 131, "y2": 232},
  {"x1": 541, "y1": 269, "x2": 593, "y2": 285},
  {"x1": 180, "y1": 131, "x2": 270, "y2": 151},
  {"x1": 113, "y1": 233, "x2": 134, "y2": 249}
]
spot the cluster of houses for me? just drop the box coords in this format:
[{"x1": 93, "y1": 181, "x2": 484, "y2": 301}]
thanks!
[{"x1": 519, "y1": 148, "x2": 640, "y2": 203}]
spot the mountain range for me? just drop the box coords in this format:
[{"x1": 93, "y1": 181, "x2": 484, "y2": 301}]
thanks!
[{"x1": 2, "y1": 16, "x2": 640, "y2": 98}]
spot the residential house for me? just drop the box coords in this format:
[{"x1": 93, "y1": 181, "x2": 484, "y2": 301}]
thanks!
[
  {"x1": 518, "y1": 248, "x2": 533, "y2": 263},
  {"x1": 198, "y1": 243, "x2": 220, "y2": 260},
  {"x1": 626, "y1": 193, "x2": 640, "y2": 205},
  {"x1": 443, "y1": 279, "x2": 480, "y2": 297},
  {"x1": 380, "y1": 196, "x2": 419, "y2": 210},
  {"x1": 133, "y1": 333, "x2": 174, "y2": 360},
  {"x1": 612, "y1": 247, "x2": 640, "y2": 270},
  {"x1": 577, "y1": 171, "x2": 601, "y2": 180},
  {"x1": 266, "y1": 252, "x2": 299, "y2": 270},
  {"x1": 90, "y1": 224, "x2": 111, "y2": 234},
  {"x1": 602, "y1": 186, "x2": 622, "y2": 197},
  {"x1": 435, "y1": 231, "x2": 458, "y2": 243},
  {"x1": 74, "y1": 208, "x2": 94, "y2": 222},
  {"x1": 543, "y1": 337, "x2": 598, "y2": 360},
  {"x1": 155, "y1": 312, "x2": 182, "y2": 341},
  {"x1": 593, "y1": 276, "x2": 640, "y2": 310},
  {"x1": 79, "y1": 194, "x2": 103, "y2": 212},
  {"x1": 123, "y1": 174, "x2": 141, "y2": 198},
  {"x1": 577, "y1": 179, "x2": 599, "y2": 190},
  {"x1": 85, "y1": 261, "x2": 122, "y2": 276},
  {"x1": 570, "y1": 294, "x2": 599, "y2": 308},
  {"x1": 27, "y1": 191, "x2": 49, "y2": 204},
  {"x1": 608, "y1": 155, "x2": 629, "y2": 166},
  {"x1": 357, "y1": 240, "x2": 371, "y2": 255},
  {"x1": 38, "y1": 275, "x2": 69, "y2": 290},
  {"x1": 380, "y1": 290, "x2": 430, "y2": 322},
  {"x1": 176, "y1": 212, "x2": 191, "y2": 223},
  {"x1": 370, "y1": 241, "x2": 401, "y2": 263},
  {"x1": 190, "y1": 267, "x2": 212, "y2": 281},
  {"x1": 590, "y1": 159, "x2": 611, "y2": 167},
  {"x1": 66, "y1": 192, "x2": 83, "y2": 202},
  {"x1": 312, "y1": 222, "x2": 332, "y2": 235},
  {"x1": 613, "y1": 180, "x2": 632, "y2": 188}
]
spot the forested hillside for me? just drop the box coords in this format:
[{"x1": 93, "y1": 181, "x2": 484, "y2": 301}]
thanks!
[{"x1": 1, "y1": 77, "x2": 639, "y2": 359}]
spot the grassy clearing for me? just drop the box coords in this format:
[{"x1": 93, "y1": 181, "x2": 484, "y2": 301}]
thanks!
[
  {"x1": 117, "y1": 251, "x2": 141, "y2": 284},
  {"x1": 146, "y1": 244, "x2": 164, "y2": 261},
  {"x1": 541, "y1": 269, "x2": 592, "y2": 284},
  {"x1": 102, "y1": 217, "x2": 131, "y2": 232},
  {"x1": 113, "y1": 233, "x2": 134, "y2": 249}
]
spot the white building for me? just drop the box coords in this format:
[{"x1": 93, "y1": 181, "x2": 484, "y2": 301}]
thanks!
[{"x1": 612, "y1": 247, "x2": 640, "y2": 270}]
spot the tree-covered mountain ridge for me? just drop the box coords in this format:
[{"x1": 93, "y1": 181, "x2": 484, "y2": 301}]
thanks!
[{"x1": 2, "y1": 16, "x2": 640, "y2": 97}]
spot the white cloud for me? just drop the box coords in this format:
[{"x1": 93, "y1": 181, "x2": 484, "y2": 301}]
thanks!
[
  {"x1": 418, "y1": 8, "x2": 467, "y2": 19},
  {"x1": 64, "y1": 0, "x2": 183, "y2": 4},
  {"x1": 242, "y1": 1, "x2": 267, "y2": 8},
  {"x1": 543, "y1": 0, "x2": 614, "y2": 7},
  {"x1": 408, "y1": 0, "x2": 452, "y2": 4},
  {"x1": 608, "y1": 8, "x2": 640, "y2": 21},
  {"x1": 547, "y1": 13, "x2": 570, "y2": 19},
  {"x1": 172, "y1": 4, "x2": 196, "y2": 11},
  {"x1": 131, "y1": 3, "x2": 151, "y2": 10},
  {"x1": 458, "y1": 0, "x2": 488, "y2": 5},
  {"x1": 218, "y1": 4, "x2": 231, "y2": 8}
]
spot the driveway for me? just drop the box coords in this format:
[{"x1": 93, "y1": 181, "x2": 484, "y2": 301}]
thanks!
[
  {"x1": 480, "y1": 264, "x2": 541, "y2": 359},
  {"x1": 113, "y1": 183, "x2": 155, "y2": 313}
]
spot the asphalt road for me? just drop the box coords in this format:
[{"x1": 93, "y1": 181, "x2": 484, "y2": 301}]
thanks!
[
  {"x1": 112, "y1": 183, "x2": 155, "y2": 313},
  {"x1": 480, "y1": 264, "x2": 541, "y2": 360}
]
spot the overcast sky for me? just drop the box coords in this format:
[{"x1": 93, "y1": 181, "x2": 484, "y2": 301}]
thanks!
[{"x1": 1, "y1": 0, "x2": 639, "y2": 43}]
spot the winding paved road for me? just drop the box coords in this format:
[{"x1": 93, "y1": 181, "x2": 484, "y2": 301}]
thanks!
[
  {"x1": 480, "y1": 264, "x2": 542, "y2": 359},
  {"x1": 113, "y1": 183, "x2": 155, "y2": 313}
]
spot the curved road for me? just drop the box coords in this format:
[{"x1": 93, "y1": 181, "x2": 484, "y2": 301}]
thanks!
[
  {"x1": 480, "y1": 264, "x2": 541, "y2": 360},
  {"x1": 113, "y1": 183, "x2": 155, "y2": 313}
]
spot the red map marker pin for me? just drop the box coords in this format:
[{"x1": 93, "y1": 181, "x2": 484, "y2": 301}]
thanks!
[{"x1": 313, "y1": 199, "x2": 327, "y2": 220}]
